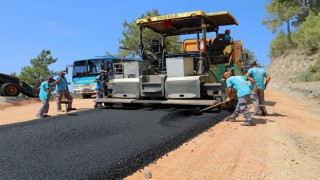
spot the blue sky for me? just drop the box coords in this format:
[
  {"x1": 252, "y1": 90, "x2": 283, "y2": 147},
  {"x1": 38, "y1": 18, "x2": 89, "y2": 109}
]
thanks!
[{"x1": 0, "y1": 0, "x2": 273, "y2": 77}]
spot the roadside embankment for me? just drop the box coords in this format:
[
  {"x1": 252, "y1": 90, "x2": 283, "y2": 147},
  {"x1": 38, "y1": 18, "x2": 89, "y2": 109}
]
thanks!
[{"x1": 267, "y1": 50, "x2": 320, "y2": 105}]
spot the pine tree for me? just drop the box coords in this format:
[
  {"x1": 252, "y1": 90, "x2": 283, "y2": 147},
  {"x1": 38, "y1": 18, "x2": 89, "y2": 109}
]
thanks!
[
  {"x1": 118, "y1": 9, "x2": 180, "y2": 58},
  {"x1": 19, "y1": 50, "x2": 57, "y2": 86}
]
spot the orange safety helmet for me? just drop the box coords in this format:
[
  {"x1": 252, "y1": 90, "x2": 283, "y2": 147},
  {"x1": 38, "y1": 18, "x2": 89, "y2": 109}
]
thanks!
[{"x1": 223, "y1": 71, "x2": 232, "y2": 78}]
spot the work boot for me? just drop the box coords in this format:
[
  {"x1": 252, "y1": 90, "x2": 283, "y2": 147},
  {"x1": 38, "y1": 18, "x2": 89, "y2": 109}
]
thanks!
[
  {"x1": 67, "y1": 107, "x2": 76, "y2": 112},
  {"x1": 36, "y1": 114, "x2": 45, "y2": 119},
  {"x1": 240, "y1": 121, "x2": 255, "y2": 126},
  {"x1": 261, "y1": 112, "x2": 268, "y2": 116},
  {"x1": 227, "y1": 116, "x2": 236, "y2": 122}
]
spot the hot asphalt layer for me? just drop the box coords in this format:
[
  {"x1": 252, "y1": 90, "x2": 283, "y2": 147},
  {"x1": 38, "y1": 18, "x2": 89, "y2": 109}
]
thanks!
[{"x1": 0, "y1": 107, "x2": 231, "y2": 179}]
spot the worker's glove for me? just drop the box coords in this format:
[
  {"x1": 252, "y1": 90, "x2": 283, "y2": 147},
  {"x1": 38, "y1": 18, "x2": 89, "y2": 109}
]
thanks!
[{"x1": 225, "y1": 97, "x2": 231, "y2": 102}]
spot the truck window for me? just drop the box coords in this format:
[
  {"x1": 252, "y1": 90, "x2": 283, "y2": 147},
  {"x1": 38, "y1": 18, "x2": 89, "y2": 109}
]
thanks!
[
  {"x1": 87, "y1": 59, "x2": 105, "y2": 76},
  {"x1": 73, "y1": 60, "x2": 87, "y2": 78}
]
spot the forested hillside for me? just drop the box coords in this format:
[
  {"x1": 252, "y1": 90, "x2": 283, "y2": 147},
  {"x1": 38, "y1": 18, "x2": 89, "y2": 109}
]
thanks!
[
  {"x1": 267, "y1": 50, "x2": 320, "y2": 100},
  {"x1": 263, "y1": 0, "x2": 320, "y2": 57},
  {"x1": 264, "y1": 0, "x2": 320, "y2": 103}
]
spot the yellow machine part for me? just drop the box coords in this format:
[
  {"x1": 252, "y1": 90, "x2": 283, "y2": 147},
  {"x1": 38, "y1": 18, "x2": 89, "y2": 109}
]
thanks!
[
  {"x1": 182, "y1": 39, "x2": 243, "y2": 68},
  {"x1": 182, "y1": 38, "x2": 214, "y2": 52},
  {"x1": 230, "y1": 40, "x2": 243, "y2": 69}
]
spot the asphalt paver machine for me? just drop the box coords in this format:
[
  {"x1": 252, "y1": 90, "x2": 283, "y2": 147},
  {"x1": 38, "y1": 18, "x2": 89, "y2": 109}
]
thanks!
[{"x1": 97, "y1": 11, "x2": 246, "y2": 107}]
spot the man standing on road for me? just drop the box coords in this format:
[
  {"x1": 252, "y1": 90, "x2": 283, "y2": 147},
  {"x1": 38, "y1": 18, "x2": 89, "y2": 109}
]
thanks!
[
  {"x1": 245, "y1": 61, "x2": 271, "y2": 116},
  {"x1": 36, "y1": 77, "x2": 55, "y2": 118},
  {"x1": 54, "y1": 71, "x2": 76, "y2": 112},
  {"x1": 224, "y1": 72, "x2": 257, "y2": 126},
  {"x1": 93, "y1": 70, "x2": 108, "y2": 108},
  {"x1": 100, "y1": 69, "x2": 109, "y2": 98}
]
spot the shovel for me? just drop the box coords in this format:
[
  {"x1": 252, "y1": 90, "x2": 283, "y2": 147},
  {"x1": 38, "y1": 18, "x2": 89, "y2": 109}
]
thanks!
[
  {"x1": 190, "y1": 100, "x2": 228, "y2": 116},
  {"x1": 199, "y1": 100, "x2": 228, "y2": 112}
]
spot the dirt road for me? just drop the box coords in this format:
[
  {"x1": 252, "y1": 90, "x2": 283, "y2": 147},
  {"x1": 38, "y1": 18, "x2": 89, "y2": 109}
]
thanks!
[
  {"x1": 0, "y1": 91, "x2": 319, "y2": 179},
  {"x1": 126, "y1": 90, "x2": 320, "y2": 180},
  {"x1": 0, "y1": 98, "x2": 93, "y2": 125}
]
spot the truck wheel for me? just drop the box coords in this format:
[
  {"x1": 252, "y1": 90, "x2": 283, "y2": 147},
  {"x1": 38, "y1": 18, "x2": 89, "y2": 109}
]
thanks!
[{"x1": 0, "y1": 83, "x2": 20, "y2": 97}]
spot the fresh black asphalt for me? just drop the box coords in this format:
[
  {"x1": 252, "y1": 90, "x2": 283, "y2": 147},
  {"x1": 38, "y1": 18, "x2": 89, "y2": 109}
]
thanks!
[{"x1": 0, "y1": 107, "x2": 231, "y2": 179}]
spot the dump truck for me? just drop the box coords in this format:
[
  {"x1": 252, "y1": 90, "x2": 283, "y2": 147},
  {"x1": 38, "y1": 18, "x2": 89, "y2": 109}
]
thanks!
[
  {"x1": 0, "y1": 73, "x2": 38, "y2": 97},
  {"x1": 96, "y1": 11, "x2": 247, "y2": 107}
]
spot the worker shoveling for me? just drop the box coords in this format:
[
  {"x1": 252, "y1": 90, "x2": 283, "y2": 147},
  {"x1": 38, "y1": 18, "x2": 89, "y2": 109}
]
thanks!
[{"x1": 190, "y1": 100, "x2": 229, "y2": 116}]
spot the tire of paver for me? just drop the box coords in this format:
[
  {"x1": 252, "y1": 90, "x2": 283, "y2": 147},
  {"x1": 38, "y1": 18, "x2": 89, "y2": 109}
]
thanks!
[{"x1": 0, "y1": 83, "x2": 20, "y2": 97}]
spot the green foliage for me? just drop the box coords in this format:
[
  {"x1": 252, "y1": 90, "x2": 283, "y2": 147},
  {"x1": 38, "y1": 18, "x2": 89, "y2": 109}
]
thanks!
[
  {"x1": 264, "y1": 1, "x2": 320, "y2": 57},
  {"x1": 105, "y1": 51, "x2": 116, "y2": 57},
  {"x1": 242, "y1": 48, "x2": 256, "y2": 61},
  {"x1": 262, "y1": 0, "x2": 300, "y2": 44},
  {"x1": 19, "y1": 50, "x2": 58, "y2": 85},
  {"x1": 241, "y1": 48, "x2": 265, "y2": 71},
  {"x1": 296, "y1": 12, "x2": 320, "y2": 53},
  {"x1": 263, "y1": 0, "x2": 302, "y2": 56},
  {"x1": 266, "y1": 12, "x2": 320, "y2": 58},
  {"x1": 10, "y1": 72, "x2": 17, "y2": 77},
  {"x1": 119, "y1": 9, "x2": 180, "y2": 58},
  {"x1": 269, "y1": 31, "x2": 295, "y2": 58},
  {"x1": 242, "y1": 48, "x2": 258, "y2": 66},
  {"x1": 291, "y1": 56, "x2": 320, "y2": 82},
  {"x1": 291, "y1": 71, "x2": 312, "y2": 82},
  {"x1": 293, "y1": 0, "x2": 320, "y2": 26},
  {"x1": 262, "y1": 0, "x2": 300, "y2": 33}
]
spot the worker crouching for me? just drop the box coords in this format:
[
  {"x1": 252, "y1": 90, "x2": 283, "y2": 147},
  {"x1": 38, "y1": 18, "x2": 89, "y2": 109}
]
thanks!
[
  {"x1": 224, "y1": 72, "x2": 256, "y2": 126},
  {"x1": 36, "y1": 77, "x2": 55, "y2": 118}
]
